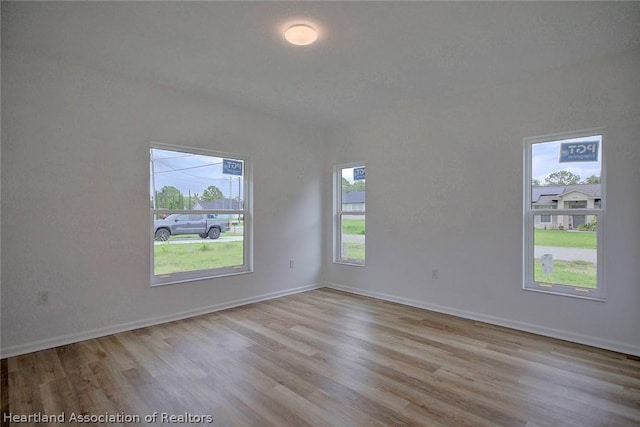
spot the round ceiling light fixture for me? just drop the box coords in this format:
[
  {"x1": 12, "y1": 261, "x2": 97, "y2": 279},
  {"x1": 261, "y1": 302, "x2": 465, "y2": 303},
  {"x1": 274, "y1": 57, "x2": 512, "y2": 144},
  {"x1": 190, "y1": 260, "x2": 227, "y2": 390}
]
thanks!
[{"x1": 284, "y1": 24, "x2": 318, "y2": 46}]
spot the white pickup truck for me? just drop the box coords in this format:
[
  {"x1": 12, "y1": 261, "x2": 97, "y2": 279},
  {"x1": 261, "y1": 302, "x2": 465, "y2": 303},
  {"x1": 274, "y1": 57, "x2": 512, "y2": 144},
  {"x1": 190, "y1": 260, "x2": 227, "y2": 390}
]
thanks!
[{"x1": 154, "y1": 214, "x2": 230, "y2": 241}]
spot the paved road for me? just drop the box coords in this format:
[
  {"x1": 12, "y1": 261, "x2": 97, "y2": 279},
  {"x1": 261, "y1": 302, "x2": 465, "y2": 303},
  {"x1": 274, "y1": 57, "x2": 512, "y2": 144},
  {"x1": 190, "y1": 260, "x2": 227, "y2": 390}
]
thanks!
[
  {"x1": 534, "y1": 246, "x2": 596, "y2": 263},
  {"x1": 343, "y1": 235, "x2": 365, "y2": 244}
]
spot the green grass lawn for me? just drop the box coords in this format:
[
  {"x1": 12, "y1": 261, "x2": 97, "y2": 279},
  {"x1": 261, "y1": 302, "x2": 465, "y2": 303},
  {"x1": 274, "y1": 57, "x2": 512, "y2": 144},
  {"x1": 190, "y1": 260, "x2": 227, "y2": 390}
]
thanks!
[
  {"x1": 166, "y1": 231, "x2": 243, "y2": 241},
  {"x1": 341, "y1": 218, "x2": 365, "y2": 261},
  {"x1": 154, "y1": 241, "x2": 243, "y2": 275},
  {"x1": 343, "y1": 218, "x2": 365, "y2": 235},
  {"x1": 534, "y1": 259, "x2": 596, "y2": 288},
  {"x1": 534, "y1": 229, "x2": 596, "y2": 249}
]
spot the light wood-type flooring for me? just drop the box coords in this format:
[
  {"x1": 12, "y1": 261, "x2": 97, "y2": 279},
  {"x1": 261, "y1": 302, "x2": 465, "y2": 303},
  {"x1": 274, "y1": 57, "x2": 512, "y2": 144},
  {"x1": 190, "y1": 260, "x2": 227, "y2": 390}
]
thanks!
[{"x1": 2, "y1": 288, "x2": 640, "y2": 426}]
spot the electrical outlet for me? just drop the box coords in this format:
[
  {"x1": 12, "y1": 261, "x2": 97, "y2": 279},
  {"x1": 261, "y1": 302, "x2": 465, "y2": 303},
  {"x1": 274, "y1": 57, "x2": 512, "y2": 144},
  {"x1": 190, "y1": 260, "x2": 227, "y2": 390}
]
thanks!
[
  {"x1": 432, "y1": 269, "x2": 438, "y2": 280},
  {"x1": 38, "y1": 291, "x2": 49, "y2": 304},
  {"x1": 290, "y1": 259, "x2": 295, "y2": 269}
]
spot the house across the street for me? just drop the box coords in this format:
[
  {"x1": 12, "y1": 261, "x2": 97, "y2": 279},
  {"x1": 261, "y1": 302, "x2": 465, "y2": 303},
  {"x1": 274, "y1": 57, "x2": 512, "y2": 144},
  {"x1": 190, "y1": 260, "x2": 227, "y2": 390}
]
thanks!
[
  {"x1": 194, "y1": 199, "x2": 243, "y2": 224},
  {"x1": 532, "y1": 183, "x2": 601, "y2": 229},
  {"x1": 342, "y1": 191, "x2": 365, "y2": 212},
  {"x1": 194, "y1": 198, "x2": 243, "y2": 210}
]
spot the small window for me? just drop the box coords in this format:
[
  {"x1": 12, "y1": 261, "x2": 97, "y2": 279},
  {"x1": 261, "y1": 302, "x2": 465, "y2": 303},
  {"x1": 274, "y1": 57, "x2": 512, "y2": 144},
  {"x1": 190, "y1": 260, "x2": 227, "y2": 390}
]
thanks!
[
  {"x1": 524, "y1": 129, "x2": 604, "y2": 300},
  {"x1": 150, "y1": 144, "x2": 251, "y2": 285},
  {"x1": 334, "y1": 163, "x2": 366, "y2": 265}
]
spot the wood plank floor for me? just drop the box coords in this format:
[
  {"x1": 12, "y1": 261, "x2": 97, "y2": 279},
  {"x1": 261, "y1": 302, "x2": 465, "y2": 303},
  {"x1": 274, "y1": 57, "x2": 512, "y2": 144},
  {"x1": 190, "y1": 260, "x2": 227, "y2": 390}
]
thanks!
[{"x1": 3, "y1": 288, "x2": 640, "y2": 426}]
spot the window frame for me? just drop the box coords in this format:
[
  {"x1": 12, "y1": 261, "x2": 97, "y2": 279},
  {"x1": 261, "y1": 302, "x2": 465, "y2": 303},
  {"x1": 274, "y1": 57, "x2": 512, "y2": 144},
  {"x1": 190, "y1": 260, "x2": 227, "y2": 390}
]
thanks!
[
  {"x1": 150, "y1": 143, "x2": 252, "y2": 286},
  {"x1": 523, "y1": 128, "x2": 605, "y2": 301},
  {"x1": 333, "y1": 161, "x2": 366, "y2": 266}
]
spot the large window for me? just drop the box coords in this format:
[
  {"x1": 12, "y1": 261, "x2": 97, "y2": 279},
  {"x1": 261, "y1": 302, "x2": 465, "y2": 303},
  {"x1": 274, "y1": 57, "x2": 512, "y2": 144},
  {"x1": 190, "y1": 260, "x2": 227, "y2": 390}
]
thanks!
[
  {"x1": 334, "y1": 163, "x2": 365, "y2": 265},
  {"x1": 524, "y1": 129, "x2": 604, "y2": 300},
  {"x1": 150, "y1": 144, "x2": 251, "y2": 285}
]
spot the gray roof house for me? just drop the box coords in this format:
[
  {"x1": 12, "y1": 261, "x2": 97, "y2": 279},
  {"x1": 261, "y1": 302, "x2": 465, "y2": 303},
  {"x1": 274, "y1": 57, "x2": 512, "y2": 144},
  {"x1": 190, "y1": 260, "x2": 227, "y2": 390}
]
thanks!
[
  {"x1": 194, "y1": 198, "x2": 243, "y2": 210},
  {"x1": 532, "y1": 183, "x2": 601, "y2": 229},
  {"x1": 532, "y1": 184, "x2": 601, "y2": 205},
  {"x1": 342, "y1": 191, "x2": 365, "y2": 212}
]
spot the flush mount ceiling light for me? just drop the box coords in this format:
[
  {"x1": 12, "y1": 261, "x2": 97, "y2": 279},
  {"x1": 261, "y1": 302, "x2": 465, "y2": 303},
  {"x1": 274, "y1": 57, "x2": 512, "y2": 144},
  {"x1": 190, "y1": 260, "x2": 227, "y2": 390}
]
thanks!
[{"x1": 284, "y1": 24, "x2": 318, "y2": 46}]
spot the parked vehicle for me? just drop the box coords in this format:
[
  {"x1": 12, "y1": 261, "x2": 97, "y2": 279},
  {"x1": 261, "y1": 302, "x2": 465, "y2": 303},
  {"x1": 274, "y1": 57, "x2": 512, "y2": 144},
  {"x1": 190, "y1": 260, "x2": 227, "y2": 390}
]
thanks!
[{"x1": 154, "y1": 214, "x2": 230, "y2": 241}]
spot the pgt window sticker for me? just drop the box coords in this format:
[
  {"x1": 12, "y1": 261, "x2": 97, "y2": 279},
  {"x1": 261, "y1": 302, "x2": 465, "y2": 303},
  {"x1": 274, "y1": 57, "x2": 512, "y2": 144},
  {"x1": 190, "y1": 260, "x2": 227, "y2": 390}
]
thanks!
[{"x1": 559, "y1": 140, "x2": 599, "y2": 162}]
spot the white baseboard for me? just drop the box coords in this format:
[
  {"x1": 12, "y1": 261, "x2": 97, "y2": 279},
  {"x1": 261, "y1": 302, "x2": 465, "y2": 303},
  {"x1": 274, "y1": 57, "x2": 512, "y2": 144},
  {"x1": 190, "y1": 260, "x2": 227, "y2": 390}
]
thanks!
[
  {"x1": 323, "y1": 283, "x2": 640, "y2": 357},
  {"x1": 1, "y1": 284, "x2": 323, "y2": 359}
]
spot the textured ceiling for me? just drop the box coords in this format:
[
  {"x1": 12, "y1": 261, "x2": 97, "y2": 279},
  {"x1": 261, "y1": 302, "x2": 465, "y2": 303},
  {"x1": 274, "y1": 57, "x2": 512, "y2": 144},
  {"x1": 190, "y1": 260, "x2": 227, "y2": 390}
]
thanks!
[{"x1": 3, "y1": 1, "x2": 640, "y2": 128}]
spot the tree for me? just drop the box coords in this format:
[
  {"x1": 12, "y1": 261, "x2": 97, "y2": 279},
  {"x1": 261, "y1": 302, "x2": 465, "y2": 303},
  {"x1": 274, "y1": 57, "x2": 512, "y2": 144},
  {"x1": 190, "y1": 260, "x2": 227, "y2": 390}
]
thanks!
[
  {"x1": 341, "y1": 177, "x2": 365, "y2": 193},
  {"x1": 583, "y1": 175, "x2": 601, "y2": 184},
  {"x1": 532, "y1": 179, "x2": 542, "y2": 187},
  {"x1": 544, "y1": 170, "x2": 580, "y2": 186},
  {"x1": 351, "y1": 181, "x2": 366, "y2": 192},
  {"x1": 341, "y1": 177, "x2": 352, "y2": 193},
  {"x1": 342, "y1": 178, "x2": 353, "y2": 193},
  {"x1": 155, "y1": 186, "x2": 184, "y2": 209},
  {"x1": 202, "y1": 185, "x2": 224, "y2": 202}
]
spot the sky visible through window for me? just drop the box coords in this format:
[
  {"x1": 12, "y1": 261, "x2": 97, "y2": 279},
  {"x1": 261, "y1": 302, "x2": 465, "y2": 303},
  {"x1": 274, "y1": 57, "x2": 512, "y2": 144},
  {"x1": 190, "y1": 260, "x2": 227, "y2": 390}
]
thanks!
[
  {"x1": 532, "y1": 135, "x2": 602, "y2": 183},
  {"x1": 151, "y1": 148, "x2": 244, "y2": 200},
  {"x1": 341, "y1": 167, "x2": 356, "y2": 183}
]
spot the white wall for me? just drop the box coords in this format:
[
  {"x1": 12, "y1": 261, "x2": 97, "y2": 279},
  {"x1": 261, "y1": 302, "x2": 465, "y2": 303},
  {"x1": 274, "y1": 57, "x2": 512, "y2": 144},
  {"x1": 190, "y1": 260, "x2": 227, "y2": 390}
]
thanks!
[
  {"x1": 323, "y1": 49, "x2": 640, "y2": 355},
  {"x1": 1, "y1": 50, "x2": 324, "y2": 356}
]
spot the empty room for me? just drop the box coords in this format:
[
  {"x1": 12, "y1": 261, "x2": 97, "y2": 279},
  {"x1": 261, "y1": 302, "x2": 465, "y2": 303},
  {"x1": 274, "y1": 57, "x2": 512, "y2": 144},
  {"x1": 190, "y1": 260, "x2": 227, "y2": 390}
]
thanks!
[{"x1": 2, "y1": 1, "x2": 639, "y2": 425}]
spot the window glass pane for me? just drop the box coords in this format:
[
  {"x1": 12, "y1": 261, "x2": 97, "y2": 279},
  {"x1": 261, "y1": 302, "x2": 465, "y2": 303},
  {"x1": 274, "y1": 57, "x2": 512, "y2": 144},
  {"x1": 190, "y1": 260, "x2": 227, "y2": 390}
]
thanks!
[
  {"x1": 154, "y1": 217, "x2": 244, "y2": 276},
  {"x1": 335, "y1": 163, "x2": 365, "y2": 265},
  {"x1": 340, "y1": 166, "x2": 365, "y2": 209},
  {"x1": 340, "y1": 215, "x2": 365, "y2": 262},
  {"x1": 533, "y1": 215, "x2": 597, "y2": 289},
  {"x1": 531, "y1": 136, "x2": 602, "y2": 210},
  {"x1": 150, "y1": 146, "x2": 249, "y2": 283},
  {"x1": 151, "y1": 148, "x2": 244, "y2": 210}
]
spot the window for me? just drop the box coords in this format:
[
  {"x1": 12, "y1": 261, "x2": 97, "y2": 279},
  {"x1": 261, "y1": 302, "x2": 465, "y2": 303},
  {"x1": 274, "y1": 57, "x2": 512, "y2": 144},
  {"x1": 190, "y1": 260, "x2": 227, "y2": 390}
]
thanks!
[
  {"x1": 150, "y1": 144, "x2": 251, "y2": 285},
  {"x1": 524, "y1": 129, "x2": 604, "y2": 300},
  {"x1": 334, "y1": 163, "x2": 365, "y2": 265}
]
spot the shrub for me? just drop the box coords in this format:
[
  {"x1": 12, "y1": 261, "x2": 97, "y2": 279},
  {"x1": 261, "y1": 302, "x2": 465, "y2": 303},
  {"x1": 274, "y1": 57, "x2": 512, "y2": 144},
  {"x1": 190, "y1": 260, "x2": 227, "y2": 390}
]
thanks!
[{"x1": 579, "y1": 218, "x2": 598, "y2": 231}]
